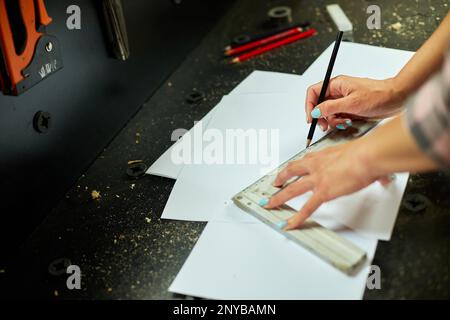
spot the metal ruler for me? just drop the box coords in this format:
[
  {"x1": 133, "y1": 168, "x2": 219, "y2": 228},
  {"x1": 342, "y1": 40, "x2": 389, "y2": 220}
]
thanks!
[{"x1": 232, "y1": 121, "x2": 378, "y2": 274}]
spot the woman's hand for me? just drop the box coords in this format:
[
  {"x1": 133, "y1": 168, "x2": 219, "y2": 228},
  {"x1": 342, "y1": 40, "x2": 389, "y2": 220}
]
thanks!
[
  {"x1": 306, "y1": 76, "x2": 406, "y2": 131},
  {"x1": 263, "y1": 115, "x2": 439, "y2": 230},
  {"x1": 264, "y1": 141, "x2": 383, "y2": 230}
]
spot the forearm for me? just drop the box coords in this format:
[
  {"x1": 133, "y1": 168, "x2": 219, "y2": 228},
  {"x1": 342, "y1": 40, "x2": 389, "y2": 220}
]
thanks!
[
  {"x1": 355, "y1": 117, "x2": 438, "y2": 176},
  {"x1": 393, "y1": 11, "x2": 450, "y2": 98}
]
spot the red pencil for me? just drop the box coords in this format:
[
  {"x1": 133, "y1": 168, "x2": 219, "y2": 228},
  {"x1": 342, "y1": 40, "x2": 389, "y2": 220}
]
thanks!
[
  {"x1": 225, "y1": 27, "x2": 304, "y2": 56},
  {"x1": 232, "y1": 28, "x2": 317, "y2": 63}
]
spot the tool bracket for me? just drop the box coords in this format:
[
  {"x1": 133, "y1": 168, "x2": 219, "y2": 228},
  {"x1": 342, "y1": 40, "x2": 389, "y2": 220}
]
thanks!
[{"x1": 0, "y1": 0, "x2": 62, "y2": 95}]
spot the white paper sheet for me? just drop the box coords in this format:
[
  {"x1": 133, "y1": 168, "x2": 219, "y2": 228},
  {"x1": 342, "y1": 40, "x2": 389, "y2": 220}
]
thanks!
[
  {"x1": 161, "y1": 91, "x2": 326, "y2": 222},
  {"x1": 146, "y1": 71, "x2": 305, "y2": 179},
  {"x1": 169, "y1": 205, "x2": 378, "y2": 300},
  {"x1": 145, "y1": 105, "x2": 219, "y2": 179},
  {"x1": 302, "y1": 41, "x2": 414, "y2": 84}
]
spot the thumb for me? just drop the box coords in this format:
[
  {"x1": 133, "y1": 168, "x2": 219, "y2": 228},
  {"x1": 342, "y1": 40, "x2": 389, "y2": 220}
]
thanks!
[{"x1": 310, "y1": 96, "x2": 353, "y2": 118}]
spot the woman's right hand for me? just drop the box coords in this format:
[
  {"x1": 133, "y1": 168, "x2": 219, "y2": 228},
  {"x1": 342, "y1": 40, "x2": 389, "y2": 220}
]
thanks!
[{"x1": 305, "y1": 76, "x2": 407, "y2": 131}]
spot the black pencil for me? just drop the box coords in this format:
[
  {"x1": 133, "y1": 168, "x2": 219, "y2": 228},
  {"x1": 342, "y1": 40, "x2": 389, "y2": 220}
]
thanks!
[{"x1": 306, "y1": 31, "x2": 344, "y2": 147}]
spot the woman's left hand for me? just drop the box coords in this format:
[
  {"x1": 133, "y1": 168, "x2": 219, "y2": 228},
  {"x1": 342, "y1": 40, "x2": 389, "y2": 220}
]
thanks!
[{"x1": 264, "y1": 141, "x2": 388, "y2": 230}]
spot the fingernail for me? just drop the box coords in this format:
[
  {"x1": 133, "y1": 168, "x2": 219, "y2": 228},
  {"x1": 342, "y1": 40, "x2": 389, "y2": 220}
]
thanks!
[
  {"x1": 276, "y1": 220, "x2": 288, "y2": 229},
  {"x1": 345, "y1": 120, "x2": 352, "y2": 127},
  {"x1": 259, "y1": 198, "x2": 269, "y2": 206},
  {"x1": 336, "y1": 124, "x2": 346, "y2": 130},
  {"x1": 311, "y1": 108, "x2": 321, "y2": 119}
]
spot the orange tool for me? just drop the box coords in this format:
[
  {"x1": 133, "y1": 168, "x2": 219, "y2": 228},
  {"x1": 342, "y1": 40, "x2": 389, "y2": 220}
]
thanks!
[{"x1": 0, "y1": 0, "x2": 63, "y2": 95}]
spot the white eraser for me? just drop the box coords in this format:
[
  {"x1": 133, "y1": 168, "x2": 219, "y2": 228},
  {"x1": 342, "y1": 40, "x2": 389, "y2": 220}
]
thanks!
[{"x1": 326, "y1": 4, "x2": 353, "y2": 33}]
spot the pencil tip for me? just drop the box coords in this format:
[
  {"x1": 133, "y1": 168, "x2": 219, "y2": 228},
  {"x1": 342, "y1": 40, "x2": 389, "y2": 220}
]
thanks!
[
  {"x1": 231, "y1": 58, "x2": 239, "y2": 64},
  {"x1": 224, "y1": 45, "x2": 231, "y2": 51},
  {"x1": 306, "y1": 139, "x2": 311, "y2": 148}
]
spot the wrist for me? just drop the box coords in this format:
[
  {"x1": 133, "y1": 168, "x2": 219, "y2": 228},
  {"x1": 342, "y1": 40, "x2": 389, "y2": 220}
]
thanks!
[
  {"x1": 352, "y1": 137, "x2": 389, "y2": 180},
  {"x1": 388, "y1": 76, "x2": 410, "y2": 105}
]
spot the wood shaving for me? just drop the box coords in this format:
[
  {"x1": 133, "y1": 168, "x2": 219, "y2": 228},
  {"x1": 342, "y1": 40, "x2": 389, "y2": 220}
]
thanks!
[{"x1": 91, "y1": 190, "x2": 101, "y2": 200}]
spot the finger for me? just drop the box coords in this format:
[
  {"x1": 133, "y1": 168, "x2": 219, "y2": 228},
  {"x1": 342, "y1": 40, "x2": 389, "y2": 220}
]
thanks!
[
  {"x1": 306, "y1": 75, "x2": 350, "y2": 122},
  {"x1": 326, "y1": 115, "x2": 343, "y2": 127},
  {"x1": 273, "y1": 162, "x2": 309, "y2": 187},
  {"x1": 326, "y1": 75, "x2": 348, "y2": 97},
  {"x1": 285, "y1": 193, "x2": 324, "y2": 230},
  {"x1": 325, "y1": 114, "x2": 337, "y2": 126},
  {"x1": 310, "y1": 96, "x2": 354, "y2": 119},
  {"x1": 329, "y1": 118, "x2": 353, "y2": 130},
  {"x1": 305, "y1": 82, "x2": 323, "y2": 123},
  {"x1": 266, "y1": 177, "x2": 314, "y2": 209},
  {"x1": 318, "y1": 119, "x2": 328, "y2": 131}
]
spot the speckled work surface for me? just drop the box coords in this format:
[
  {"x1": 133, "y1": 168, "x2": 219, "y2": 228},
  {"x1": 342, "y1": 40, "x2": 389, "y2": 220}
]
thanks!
[{"x1": 2, "y1": 0, "x2": 449, "y2": 299}]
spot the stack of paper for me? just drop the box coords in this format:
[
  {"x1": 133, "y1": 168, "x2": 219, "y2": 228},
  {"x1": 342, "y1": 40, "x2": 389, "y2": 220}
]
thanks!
[{"x1": 146, "y1": 42, "x2": 414, "y2": 299}]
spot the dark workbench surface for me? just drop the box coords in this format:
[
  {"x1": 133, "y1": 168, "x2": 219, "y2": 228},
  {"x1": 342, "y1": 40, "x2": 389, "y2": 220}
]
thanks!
[{"x1": 2, "y1": 0, "x2": 450, "y2": 299}]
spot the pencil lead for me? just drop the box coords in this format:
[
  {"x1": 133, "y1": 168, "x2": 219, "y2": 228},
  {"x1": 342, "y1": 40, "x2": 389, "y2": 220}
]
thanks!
[{"x1": 306, "y1": 139, "x2": 312, "y2": 148}]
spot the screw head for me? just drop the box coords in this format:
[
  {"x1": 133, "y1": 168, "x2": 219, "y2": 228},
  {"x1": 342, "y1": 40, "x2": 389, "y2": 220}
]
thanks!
[
  {"x1": 232, "y1": 34, "x2": 251, "y2": 46},
  {"x1": 402, "y1": 193, "x2": 429, "y2": 213},
  {"x1": 126, "y1": 161, "x2": 148, "y2": 178},
  {"x1": 33, "y1": 111, "x2": 52, "y2": 133},
  {"x1": 48, "y1": 258, "x2": 71, "y2": 277},
  {"x1": 186, "y1": 91, "x2": 205, "y2": 104}
]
